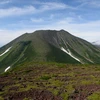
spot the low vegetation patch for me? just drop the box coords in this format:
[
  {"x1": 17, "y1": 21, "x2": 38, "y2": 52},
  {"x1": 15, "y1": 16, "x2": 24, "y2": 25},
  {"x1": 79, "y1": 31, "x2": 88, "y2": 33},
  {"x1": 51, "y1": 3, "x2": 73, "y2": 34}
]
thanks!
[
  {"x1": 87, "y1": 92, "x2": 100, "y2": 100},
  {"x1": 40, "y1": 75, "x2": 51, "y2": 80},
  {"x1": 0, "y1": 63, "x2": 100, "y2": 100}
]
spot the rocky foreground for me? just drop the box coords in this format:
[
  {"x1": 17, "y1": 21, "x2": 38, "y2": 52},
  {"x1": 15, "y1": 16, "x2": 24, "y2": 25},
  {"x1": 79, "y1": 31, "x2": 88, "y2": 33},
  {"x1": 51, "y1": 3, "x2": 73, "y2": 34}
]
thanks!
[{"x1": 0, "y1": 63, "x2": 100, "y2": 100}]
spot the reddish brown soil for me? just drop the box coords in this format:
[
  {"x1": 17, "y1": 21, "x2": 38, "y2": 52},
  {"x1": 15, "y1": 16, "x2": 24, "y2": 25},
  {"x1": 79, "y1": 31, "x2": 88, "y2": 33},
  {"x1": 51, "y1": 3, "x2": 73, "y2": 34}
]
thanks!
[
  {"x1": 0, "y1": 64, "x2": 100, "y2": 100},
  {"x1": 69, "y1": 84, "x2": 100, "y2": 100},
  {"x1": 4, "y1": 89, "x2": 62, "y2": 100}
]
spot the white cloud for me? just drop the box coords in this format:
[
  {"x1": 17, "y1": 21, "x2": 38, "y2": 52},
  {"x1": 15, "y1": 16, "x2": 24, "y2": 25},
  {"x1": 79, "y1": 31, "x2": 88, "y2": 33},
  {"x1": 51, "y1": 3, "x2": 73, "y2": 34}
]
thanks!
[
  {"x1": 88, "y1": 1, "x2": 100, "y2": 8},
  {"x1": 33, "y1": 18, "x2": 100, "y2": 43},
  {"x1": 57, "y1": 17, "x2": 75, "y2": 24},
  {"x1": 0, "y1": 1, "x2": 100, "y2": 47},
  {"x1": 39, "y1": 2, "x2": 72, "y2": 10},
  {"x1": 0, "y1": 0, "x2": 11, "y2": 5},
  {"x1": 0, "y1": 2, "x2": 76, "y2": 18},
  {"x1": 76, "y1": 0, "x2": 100, "y2": 8},
  {"x1": 33, "y1": 1, "x2": 75, "y2": 10},
  {"x1": 53, "y1": 19, "x2": 100, "y2": 42},
  {"x1": 31, "y1": 18, "x2": 43, "y2": 23},
  {"x1": 1, "y1": 18, "x2": 100, "y2": 47},
  {"x1": 0, "y1": 6, "x2": 36, "y2": 17}
]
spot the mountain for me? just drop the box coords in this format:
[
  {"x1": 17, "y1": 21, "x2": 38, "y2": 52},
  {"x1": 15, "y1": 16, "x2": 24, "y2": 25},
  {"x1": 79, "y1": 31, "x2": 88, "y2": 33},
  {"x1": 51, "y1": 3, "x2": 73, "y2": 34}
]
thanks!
[
  {"x1": 92, "y1": 41, "x2": 100, "y2": 49},
  {"x1": 0, "y1": 29, "x2": 100, "y2": 73}
]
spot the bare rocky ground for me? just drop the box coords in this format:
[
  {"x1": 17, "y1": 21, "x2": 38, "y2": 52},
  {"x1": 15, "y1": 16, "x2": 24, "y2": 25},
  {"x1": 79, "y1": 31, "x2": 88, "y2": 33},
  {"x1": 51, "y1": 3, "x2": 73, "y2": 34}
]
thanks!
[{"x1": 0, "y1": 63, "x2": 100, "y2": 100}]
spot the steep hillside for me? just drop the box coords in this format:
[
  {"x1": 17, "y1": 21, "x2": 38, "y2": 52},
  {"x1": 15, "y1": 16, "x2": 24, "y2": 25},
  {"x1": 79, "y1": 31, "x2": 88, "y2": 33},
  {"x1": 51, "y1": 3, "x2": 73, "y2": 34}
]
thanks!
[{"x1": 0, "y1": 30, "x2": 100, "y2": 73}]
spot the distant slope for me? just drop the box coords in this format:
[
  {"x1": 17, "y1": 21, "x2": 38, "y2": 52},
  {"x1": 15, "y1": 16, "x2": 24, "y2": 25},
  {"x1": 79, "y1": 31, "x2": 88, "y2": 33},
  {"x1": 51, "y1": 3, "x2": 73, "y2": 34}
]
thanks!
[
  {"x1": 92, "y1": 42, "x2": 100, "y2": 49},
  {"x1": 0, "y1": 30, "x2": 100, "y2": 73}
]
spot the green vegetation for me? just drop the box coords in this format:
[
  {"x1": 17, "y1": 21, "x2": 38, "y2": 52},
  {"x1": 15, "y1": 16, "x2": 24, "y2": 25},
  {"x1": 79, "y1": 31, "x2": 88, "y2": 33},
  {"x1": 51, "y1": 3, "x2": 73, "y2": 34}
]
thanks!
[
  {"x1": 0, "y1": 62, "x2": 100, "y2": 99},
  {"x1": 40, "y1": 75, "x2": 51, "y2": 80},
  {"x1": 87, "y1": 92, "x2": 100, "y2": 100},
  {"x1": 0, "y1": 97, "x2": 4, "y2": 100},
  {"x1": 1, "y1": 30, "x2": 100, "y2": 74}
]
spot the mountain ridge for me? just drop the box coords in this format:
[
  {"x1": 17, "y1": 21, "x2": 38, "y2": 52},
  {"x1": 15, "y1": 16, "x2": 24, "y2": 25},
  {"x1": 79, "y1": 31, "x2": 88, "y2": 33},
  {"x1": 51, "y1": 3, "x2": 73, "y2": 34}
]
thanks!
[{"x1": 0, "y1": 29, "x2": 100, "y2": 73}]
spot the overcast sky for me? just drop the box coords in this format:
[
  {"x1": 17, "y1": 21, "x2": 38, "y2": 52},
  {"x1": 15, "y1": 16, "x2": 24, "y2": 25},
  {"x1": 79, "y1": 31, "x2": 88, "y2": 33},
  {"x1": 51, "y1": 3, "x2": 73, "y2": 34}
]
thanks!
[{"x1": 0, "y1": 0, "x2": 100, "y2": 47}]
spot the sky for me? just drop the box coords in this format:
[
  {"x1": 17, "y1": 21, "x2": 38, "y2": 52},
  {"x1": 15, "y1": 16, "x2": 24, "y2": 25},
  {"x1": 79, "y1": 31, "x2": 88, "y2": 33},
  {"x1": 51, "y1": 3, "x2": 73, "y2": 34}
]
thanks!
[{"x1": 0, "y1": 0, "x2": 100, "y2": 47}]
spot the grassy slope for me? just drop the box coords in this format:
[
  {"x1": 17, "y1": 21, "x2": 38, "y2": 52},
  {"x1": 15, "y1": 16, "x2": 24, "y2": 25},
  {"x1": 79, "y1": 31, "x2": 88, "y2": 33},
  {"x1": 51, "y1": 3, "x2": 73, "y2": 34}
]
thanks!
[
  {"x1": 0, "y1": 30, "x2": 100, "y2": 73},
  {"x1": 0, "y1": 62, "x2": 100, "y2": 100},
  {"x1": 0, "y1": 41, "x2": 32, "y2": 73},
  {"x1": 0, "y1": 35, "x2": 80, "y2": 73}
]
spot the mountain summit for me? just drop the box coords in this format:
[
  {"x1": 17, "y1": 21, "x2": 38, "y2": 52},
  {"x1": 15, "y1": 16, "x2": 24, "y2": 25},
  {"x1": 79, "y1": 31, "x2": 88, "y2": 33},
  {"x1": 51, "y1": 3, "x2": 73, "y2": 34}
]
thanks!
[{"x1": 0, "y1": 30, "x2": 100, "y2": 73}]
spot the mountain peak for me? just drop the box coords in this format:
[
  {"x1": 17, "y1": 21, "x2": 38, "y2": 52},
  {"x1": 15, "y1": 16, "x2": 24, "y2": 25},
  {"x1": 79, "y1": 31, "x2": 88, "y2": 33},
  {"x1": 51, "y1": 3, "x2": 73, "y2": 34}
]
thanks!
[
  {"x1": 0, "y1": 29, "x2": 100, "y2": 73},
  {"x1": 60, "y1": 29, "x2": 66, "y2": 32}
]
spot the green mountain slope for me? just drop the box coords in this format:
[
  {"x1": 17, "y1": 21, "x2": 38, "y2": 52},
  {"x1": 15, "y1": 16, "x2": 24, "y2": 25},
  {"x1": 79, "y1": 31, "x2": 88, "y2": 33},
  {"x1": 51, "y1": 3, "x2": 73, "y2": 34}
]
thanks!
[{"x1": 0, "y1": 30, "x2": 100, "y2": 73}]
